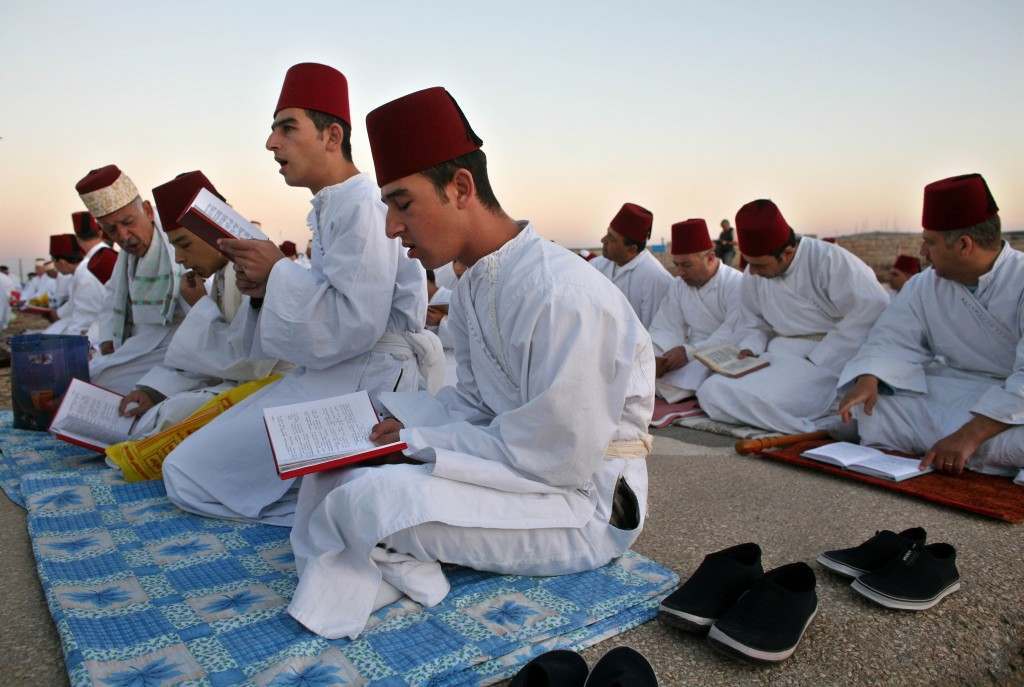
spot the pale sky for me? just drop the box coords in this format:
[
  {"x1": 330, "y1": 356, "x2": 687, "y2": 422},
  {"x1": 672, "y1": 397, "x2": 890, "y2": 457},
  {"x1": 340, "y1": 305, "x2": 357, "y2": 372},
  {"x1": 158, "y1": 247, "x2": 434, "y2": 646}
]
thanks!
[{"x1": 2, "y1": 0, "x2": 1022, "y2": 273}]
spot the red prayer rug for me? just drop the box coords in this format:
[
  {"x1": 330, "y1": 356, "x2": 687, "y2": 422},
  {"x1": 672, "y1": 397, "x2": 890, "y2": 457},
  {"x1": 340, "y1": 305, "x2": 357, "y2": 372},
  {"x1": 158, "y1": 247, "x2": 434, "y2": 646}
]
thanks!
[{"x1": 650, "y1": 399, "x2": 705, "y2": 429}]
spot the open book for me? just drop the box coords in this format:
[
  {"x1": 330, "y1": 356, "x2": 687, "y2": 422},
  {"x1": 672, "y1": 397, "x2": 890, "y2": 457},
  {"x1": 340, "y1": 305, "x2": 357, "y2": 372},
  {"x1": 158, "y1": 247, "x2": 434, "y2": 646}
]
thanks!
[
  {"x1": 656, "y1": 360, "x2": 711, "y2": 403},
  {"x1": 801, "y1": 442, "x2": 932, "y2": 482},
  {"x1": 48, "y1": 378, "x2": 139, "y2": 453},
  {"x1": 177, "y1": 188, "x2": 269, "y2": 251},
  {"x1": 1015, "y1": 469, "x2": 1023, "y2": 487},
  {"x1": 263, "y1": 390, "x2": 410, "y2": 480},
  {"x1": 693, "y1": 344, "x2": 770, "y2": 378}
]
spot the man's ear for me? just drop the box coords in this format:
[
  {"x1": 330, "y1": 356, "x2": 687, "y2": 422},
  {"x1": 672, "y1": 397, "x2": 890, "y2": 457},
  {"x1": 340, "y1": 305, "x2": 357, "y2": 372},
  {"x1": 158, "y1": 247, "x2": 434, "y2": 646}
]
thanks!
[
  {"x1": 451, "y1": 168, "x2": 475, "y2": 209},
  {"x1": 325, "y1": 122, "x2": 344, "y2": 152},
  {"x1": 142, "y1": 200, "x2": 155, "y2": 221}
]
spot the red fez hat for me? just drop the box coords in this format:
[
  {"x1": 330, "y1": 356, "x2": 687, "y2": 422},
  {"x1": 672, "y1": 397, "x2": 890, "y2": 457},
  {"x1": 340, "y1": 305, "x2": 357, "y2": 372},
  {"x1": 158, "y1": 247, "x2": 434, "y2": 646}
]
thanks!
[
  {"x1": 822, "y1": 237, "x2": 837, "y2": 244},
  {"x1": 922, "y1": 173, "x2": 998, "y2": 232},
  {"x1": 671, "y1": 218, "x2": 713, "y2": 255},
  {"x1": 366, "y1": 87, "x2": 483, "y2": 187},
  {"x1": 76, "y1": 164, "x2": 140, "y2": 218},
  {"x1": 736, "y1": 199, "x2": 792, "y2": 257},
  {"x1": 71, "y1": 211, "x2": 100, "y2": 238},
  {"x1": 279, "y1": 240, "x2": 297, "y2": 257},
  {"x1": 88, "y1": 247, "x2": 118, "y2": 284},
  {"x1": 50, "y1": 234, "x2": 81, "y2": 261},
  {"x1": 152, "y1": 171, "x2": 224, "y2": 233},
  {"x1": 275, "y1": 62, "x2": 350, "y2": 124},
  {"x1": 610, "y1": 203, "x2": 653, "y2": 243},
  {"x1": 892, "y1": 254, "x2": 921, "y2": 275}
]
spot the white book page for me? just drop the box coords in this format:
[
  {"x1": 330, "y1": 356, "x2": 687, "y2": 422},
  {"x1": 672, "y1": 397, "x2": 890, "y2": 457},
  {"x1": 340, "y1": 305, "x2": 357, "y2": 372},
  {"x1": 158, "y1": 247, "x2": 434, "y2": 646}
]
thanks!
[
  {"x1": 848, "y1": 454, "x2": 932, "y2": 481},
  {"x1": 659, "y1": 360, "x2": 711, "y2": 393},
  {"x1": 191, "y1": 188, "x2": 269, "y2": 241},
  {"x1": 801, "y1": 441, "x2": 886, "y2": 468},
  {"x1": 51, "y1": 379, "x2": 134, "y2": 447},
  {"x1": 695, "y1": 344, "x2": 765, "y2": 375},
  {"x1": 1015, "y1": 468, "x2": 1024, "y2": 486},
  {"x1": 264, "y1": 390, "x2": 381, "y2": 468}
]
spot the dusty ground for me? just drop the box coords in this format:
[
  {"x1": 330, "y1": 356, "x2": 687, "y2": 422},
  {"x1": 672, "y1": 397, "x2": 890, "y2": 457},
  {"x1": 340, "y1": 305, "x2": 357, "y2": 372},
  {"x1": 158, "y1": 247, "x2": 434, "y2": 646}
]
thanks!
[{"x1": 0, "y1": 317, "x2": 1021, "y2": 685}]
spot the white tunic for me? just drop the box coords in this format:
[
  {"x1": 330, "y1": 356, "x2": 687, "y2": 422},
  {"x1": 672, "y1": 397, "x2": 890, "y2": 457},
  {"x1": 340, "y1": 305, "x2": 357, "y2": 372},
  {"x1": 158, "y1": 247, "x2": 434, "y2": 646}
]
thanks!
[
  {"x1": 840, "y1": 244, "x2": 1024, "y2": 473},
  {"x1": 162, "y1": 173, "x2": 427, "y2": 525},
  {"x1": 648, "y1": 262, "x2": 743, "y2": 401},
  {"x1": 697, "y1": 238, "x2": 889, "y2": 433},
  {"x1": 288, "y1": 223, "x2": 655, "y2": 639},
  {"x1": 591, "y1": 251, "x2": 673, "y2": 327},
  {"x1": 43, "y1": 243, "x2": 108, "y2": 343},
  {"x1": 88, "y1": 234, "x2": 186, "y2": 395},
  {"x1": 22, "y1": 273, "x2": 59, "y2": 305}
]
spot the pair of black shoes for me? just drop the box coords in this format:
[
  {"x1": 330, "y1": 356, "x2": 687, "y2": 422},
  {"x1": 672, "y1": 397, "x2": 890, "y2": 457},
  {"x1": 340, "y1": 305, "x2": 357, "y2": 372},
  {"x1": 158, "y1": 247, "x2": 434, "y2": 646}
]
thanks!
[
  {"x1": 658, "y1": 543, "x2": 817, "y2": 663},
  {"x1": 510, "y1": 647, "x2": 657, "y2": 687},
  {"x1": 817, "y1": 527, "x2": 961, "y2": 610}
]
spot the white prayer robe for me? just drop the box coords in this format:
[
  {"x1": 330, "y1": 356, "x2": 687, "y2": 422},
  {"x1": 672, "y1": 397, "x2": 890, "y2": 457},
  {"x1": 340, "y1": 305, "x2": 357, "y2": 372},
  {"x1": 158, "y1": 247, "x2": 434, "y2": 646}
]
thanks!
[
  {"x1": 43, "y1": 243, "x2": 108, "y2": 343},
  {"x1": 288, "y1": 224, "x2": 655, "y2": 639},
  {"x1": 88, "y1": 234, "x2": 186, "y2": 395},
  {"x1": 591, "y1": 251, "x2": 673, "y2": 328},
  {"x1": 128, "y1": 267, "x2": 286, "y2": 437},
  {"x1": 839, "y1": 245, "x2": 1024, "y2": 473},
  {"x1": 162, "y1": 173, "x2": 427, "y2": 526},
  {"x1": 649, "y1": 263, "x2": 743, "y2": 400},
  {"x1": 697, "y1": 238, "x2": 889, "y2": 433},
  {"x1": 0, "y1": 271, "x2": 15, "y2": 328},
  {"x1": 22, "y1": 273, "x2": 59, "y2": 306}
]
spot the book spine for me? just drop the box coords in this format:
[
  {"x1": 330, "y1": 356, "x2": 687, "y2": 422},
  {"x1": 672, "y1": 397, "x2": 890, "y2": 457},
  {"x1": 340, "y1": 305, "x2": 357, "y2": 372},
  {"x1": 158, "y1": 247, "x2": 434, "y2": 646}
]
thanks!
[{"x1": 277, "y1": 443, "x2": 409, "y2": 480}]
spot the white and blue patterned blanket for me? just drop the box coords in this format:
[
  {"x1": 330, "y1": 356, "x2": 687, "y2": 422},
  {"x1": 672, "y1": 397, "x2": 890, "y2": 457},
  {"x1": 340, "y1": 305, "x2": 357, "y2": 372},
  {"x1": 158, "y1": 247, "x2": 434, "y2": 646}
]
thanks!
[{"x1": 2, "y1": 416, "x2": 678, "y2": 686}]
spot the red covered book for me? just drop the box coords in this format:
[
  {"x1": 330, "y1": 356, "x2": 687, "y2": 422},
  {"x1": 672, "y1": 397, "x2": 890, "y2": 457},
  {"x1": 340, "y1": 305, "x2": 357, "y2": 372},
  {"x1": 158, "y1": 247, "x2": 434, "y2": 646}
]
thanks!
[
  {"x1": 177, "y1": 188, "x2": 269, "y2": 252},
  {"x1": 48, "y1": 378, "x2": 139, "y2": 453}
]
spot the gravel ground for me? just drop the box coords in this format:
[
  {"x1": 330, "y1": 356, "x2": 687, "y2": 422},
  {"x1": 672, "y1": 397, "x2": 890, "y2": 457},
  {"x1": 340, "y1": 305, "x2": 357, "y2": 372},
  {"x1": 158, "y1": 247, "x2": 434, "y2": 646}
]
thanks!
[{"x1": 0, "y1": 327, "x2": 1021, "y2": 685}]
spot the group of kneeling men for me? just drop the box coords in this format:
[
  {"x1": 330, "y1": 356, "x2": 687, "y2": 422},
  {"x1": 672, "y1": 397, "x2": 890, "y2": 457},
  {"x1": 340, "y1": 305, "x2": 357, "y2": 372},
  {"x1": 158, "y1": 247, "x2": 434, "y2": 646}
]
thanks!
[{"x1": 37, "y1": 61, "x2": 1022, "y2": 640}]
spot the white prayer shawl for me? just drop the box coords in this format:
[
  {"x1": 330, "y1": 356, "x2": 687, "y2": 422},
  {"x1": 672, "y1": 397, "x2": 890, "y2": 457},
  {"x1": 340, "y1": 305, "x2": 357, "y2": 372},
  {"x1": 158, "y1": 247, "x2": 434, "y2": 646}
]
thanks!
[
  {"x1": 840, "y1": 245, "x2": 1024, "y2": 472},
  {"x1": 648, "y1": 262, "x2": 743, "y2": 401},
  {"x1": 288, "y1": 223, "x2": 655, "y2": 639},
  {"x1": 43, "y1": 243, "x2": 108, "y2": 342},
  {"x1": 162, "y1": 173, "x2": 428, "y2": 524},
  {"x1": 591, "y1": 251, "x2": 673, "y2": 327},
  {"x1": 89, "y1": 230, "x2": 186, "y2": 395},
  {"x1": 697, "y1": 238, "x2": 890, "y2": 433}
]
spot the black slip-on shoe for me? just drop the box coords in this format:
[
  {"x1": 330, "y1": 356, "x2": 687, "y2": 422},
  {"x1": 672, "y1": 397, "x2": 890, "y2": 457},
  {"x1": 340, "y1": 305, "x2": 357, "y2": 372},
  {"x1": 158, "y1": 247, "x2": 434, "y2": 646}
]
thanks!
[
  {"x1": 851, "y1": 542, "x2": 960, "y2": 611},
  {"x1": 817, "y1": 527, "x2": 926, "y2": 579},
  {"x1": 658, "y1": 542, "x2": 763, "y2": 633},
  {"x1": 707, "y1": 561, "x2": 818, "y2": 664},
  {"x1": 584, "y1": 646, "x2": 658, "y2": 687},
  {"x1": 510, "y1": 649, "x2": 588, "y2": 687}
]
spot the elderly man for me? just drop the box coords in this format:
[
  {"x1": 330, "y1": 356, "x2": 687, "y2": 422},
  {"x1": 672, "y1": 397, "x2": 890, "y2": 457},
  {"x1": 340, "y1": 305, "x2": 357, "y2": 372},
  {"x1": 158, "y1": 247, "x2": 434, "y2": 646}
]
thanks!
[
  {"x1": 697, "y1": 199, "x2": 889, "y2": 434},
  {"x1": 649, "y1": 218, "x2": 743, "y2": 401},
  {"x1": 285, "y1": 86, "x2": 655, "y2": 640},
  {"x1": 76, "y1": 165, "x2": 187, "y2": 394},
  {"x1": 115, "y1": 171, "x2": 287, "y2": 436},
  {"x1": 839, "y1": 174, "x2": 1024, "y2": 476},
  {"x1": 162, "y1": 62, "x2": 430, "y2": 526},
  {"x1": 887, "y1": 254, "x2": 922, "y2": 293},
  {"x1": 590, "y1": 203, "x2": 673, "y2": 327},
  {"x1": 43, "y1": 213, "x2": 117, "y2": 343}
]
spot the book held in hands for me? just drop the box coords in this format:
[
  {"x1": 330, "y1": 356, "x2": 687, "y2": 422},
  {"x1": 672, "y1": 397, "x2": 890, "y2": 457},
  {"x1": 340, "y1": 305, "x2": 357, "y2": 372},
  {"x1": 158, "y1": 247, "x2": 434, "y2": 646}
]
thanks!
[
  {"x1": 177, "y1": 188, "x2": 269, "y2": 251},
  {"x1": 801, "y1": 442, "x2": 932, "y2": 482},
  {"x1": 48, "y1": 378, "x2": 139, "y2": 453},
  {"x1": 263, "y1": 390, "x2": 410, "y2": 480},
  {"x1": 694, "y1": 344, "x2": 770, "y2": 378}
]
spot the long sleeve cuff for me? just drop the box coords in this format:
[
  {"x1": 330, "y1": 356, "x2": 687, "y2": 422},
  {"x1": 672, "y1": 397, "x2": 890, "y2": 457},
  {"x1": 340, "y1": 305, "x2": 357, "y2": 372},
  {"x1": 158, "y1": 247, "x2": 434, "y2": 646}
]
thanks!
[
  {"x1": 971, "y1": 386, "x2": 1024, "y2": 426},
  {"x1": 837, "y1": 356, "x2": 929, "y2": 393}
]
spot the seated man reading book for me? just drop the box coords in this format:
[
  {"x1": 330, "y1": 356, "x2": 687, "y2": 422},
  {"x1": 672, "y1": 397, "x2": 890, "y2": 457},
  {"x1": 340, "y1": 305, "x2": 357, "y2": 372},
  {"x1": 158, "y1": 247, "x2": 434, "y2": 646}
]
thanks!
[
  {"x1": 839, "y1": 173, "x2": 1024, "y2": 476},
  {"x1": 648, "y1": 218, "x2": 742, "y2": 402},
  {"x1": 286, "y1": 87, "x2": 656, "y2": 640},
  {"x1": 696, "y1": 199, "x2": 889, "y2": 434},
  {"x1": 114, "y1": 171, "x2": 288, "y2": 437}
]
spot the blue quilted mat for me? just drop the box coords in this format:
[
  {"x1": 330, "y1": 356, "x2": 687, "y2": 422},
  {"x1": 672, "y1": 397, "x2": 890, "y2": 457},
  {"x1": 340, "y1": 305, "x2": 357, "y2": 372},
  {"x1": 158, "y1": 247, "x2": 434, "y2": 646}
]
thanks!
[
  {"x1": 0, "y1": 411, "x2": 105, "y2": 507},
  {"x1": 22, "y1": 467, "x2": 678, "y2": 686}
]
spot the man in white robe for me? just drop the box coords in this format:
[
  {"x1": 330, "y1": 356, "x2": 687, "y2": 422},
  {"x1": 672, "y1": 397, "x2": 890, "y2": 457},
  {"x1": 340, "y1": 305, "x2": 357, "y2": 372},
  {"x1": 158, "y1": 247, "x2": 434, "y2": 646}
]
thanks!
[
  {"x1": 697, "y1": 199, "x2": 889, "y2": 434},
  {"x1": 590, "y1": 202, "x2": 673, "y2": 327},
  {"x1": 839, "y1": 173, "x2": 1024, "y2": 475},
  {"x1": 162, "y1": 62, "x2": 430, "y2": 526},
  {"x1": 43, "y1": 213, "x2": 115, "y2": 343},
  {"x1": 18, "y1": 260, "x2": 50, "y2": 304},
  {"x1": 0, "y1": 266, "x2": 14, "y2": 328},
  {"x1": 116, "y1": 171, "x2": 288, "y2": 436},
  {"x1": 76, "y1": 165, "x2": 187, "y2": 394},
  {"x1": 649, "y1": 218, "x2": 743, "y2": 401},
  {"x1": 21, "y1": 261, "x2": 60, "y2": 311},
  {"x1": 287, "y1": 86, "x2": 655, "y2": 639}
]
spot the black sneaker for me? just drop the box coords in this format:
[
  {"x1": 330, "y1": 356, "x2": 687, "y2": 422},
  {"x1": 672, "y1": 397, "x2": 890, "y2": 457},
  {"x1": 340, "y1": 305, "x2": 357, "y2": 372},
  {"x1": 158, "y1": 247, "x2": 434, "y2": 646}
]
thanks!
[
  {"x1": 851, "y1": 542, "x2": 960, "y2": 611},
  {"x1": 817, "y1": 527, "x2": 926, "y2": 579},
  {"x1": 584, "y1": 646, "x2": 658, "y2": 687},
  {"x1": 510, "y1": 649, "x2": 588, "y2": 687},
  {"x1": 658, "y1": 542, "x2": 763, "y2": 633},
  {"x1": 707, "y1": 562, "x2": 818, "y2": 663}
]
